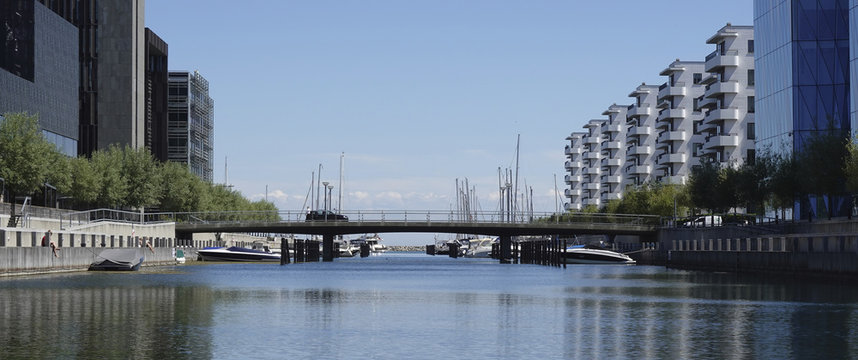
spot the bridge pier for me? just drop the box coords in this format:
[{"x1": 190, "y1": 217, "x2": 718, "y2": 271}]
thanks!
[
  {"x1": 500, "y1": 234, "x2": 512, "y2": 264},
  {"x1": 322, "y1": 234, "x2": 334, "y2": 262}
]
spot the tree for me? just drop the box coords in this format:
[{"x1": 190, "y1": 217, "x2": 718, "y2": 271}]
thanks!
[
  {"x1": 68, "y1": 156, "x2": 101, "y2": 208},
  {"x1": 121, "y1": 146, "x2": 161, "y2": 209},
  {"x1": 769, "y1": 151, "x2": 798, "y2": 221},
  {"x1": 91, "y1": 145, "x2": 127, "y2": 208},
  {"x1": 688, "y1": 159, "x2": 722, "y2": 213},
  {"x1": 0, "y1": 112, "x2": 57, "y2": 219},
  {"x1": 796, "y1": 130, "x2": 849, "y2": 219},
  {"x1": 159, "y1": 161, "x2": 207, "y2": 212}
]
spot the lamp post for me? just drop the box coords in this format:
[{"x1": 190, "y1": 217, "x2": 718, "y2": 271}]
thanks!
[
  {"x1": 327, "y1": 185, "x2": 334, "y2": 213},
  {"x1": 322, "y1": 182, "x2": 329, "y2": 213}
]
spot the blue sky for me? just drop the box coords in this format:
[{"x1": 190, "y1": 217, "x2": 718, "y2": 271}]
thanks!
[{"x1": 145, "y1": 1, "x2": 753, "y2": 244}]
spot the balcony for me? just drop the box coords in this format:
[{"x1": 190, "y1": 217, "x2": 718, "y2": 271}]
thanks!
[
  {"x1": 583, "y1": 198, "x2": 601, "y2": 206},
  {"x1": 660, "y1": 152, "x2": 686, "y2": 164},
  {"x1": 704, "y1": 133, "x2": 740, "y2": 148},
  {"x1": 565, "y1": 203, "x2": 581, "y2": 211},
  {"x1": 658, "y1": 81, "x2": 686, "y2": 100},
  {"x1": 603, "y1": 175, "x2": 622, "y2": 184},
  {"x1": 705, "y1": 107, "x2": 740, "y2": 122},
  {"x1": 583, "y1": 136, "x2": 599, "y2": 144},
  {"x1": 583, "y1": 183, "x2": 601, "y2": 191},
  {"x1": 627, "y1": 144, "x2": 651, "y2": 156},
  {"x1": 583, "y1": 167, "x2": 600, "y2": 175},
  {"x1": 600, "y1": 158, "x2": 622, "y2": 167},
  {"x1": 657, "y1": 130, "x2": 686, "y2": 142},
  {"x1": 627, "y1": 164, "x2": 652, "y2": 175},
  {"x1": 565, "y1": 188, "x2": 581, "y2": 197},
  {"x1": 698, "y1": 96, "x2": 717, "y2": 109},
  {"x1": 663, "y1": 175, "x2": 686, "y2": 185},
  {"x1": 658, "y1": 107, "x2": 686, "y2": 120},
  {"x1": 602, "y1": 192, "x2": 622, "y2": 201},
  {"x1": 627, "y1": 104, "x2": 651, "y2": 118},
  {"x1": 565, "y1": 160, "x2": 581, "y2": 169},
  {"x1": 705, "y1": 49, "x2": 740, "y2": 72},
  {"x1": 565, "y1": 174, "x2": 581, "y2": 184},
  {"x1": 706, "y1": 80, "x2": 740, "y2": 97},
  {"x1": 602, "y1": 124, "x2": 622, "y2": 133},
  {"x1": 628, "y1": 125, "x2": 651, "y2": 137},
  {"x1": 565, "y1": 145, "x2": 581, "y2": 156},
  {"x1": 584, "y1": 152, "x2": 600, "y2": 160},
  {"x1": 601, "y1": 141, "x2": 621, "y2": 150}
]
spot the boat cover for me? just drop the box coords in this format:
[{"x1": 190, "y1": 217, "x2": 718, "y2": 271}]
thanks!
[{"x1": 89, "y1": 249, "x2": 144, "y2": 271}]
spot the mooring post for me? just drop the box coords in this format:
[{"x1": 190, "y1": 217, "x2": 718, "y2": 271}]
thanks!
[
  {"x1": 322, "y1": 234, "x2": 334, "y2": 262},
  {"x1": 500, "y1": 235, "x2": 512, "y2": 264}
]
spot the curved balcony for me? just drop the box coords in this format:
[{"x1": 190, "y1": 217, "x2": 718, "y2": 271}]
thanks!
[
  {"x1": 601, "y1": 141, "x2": 621, "y2": 150},
  {"x1": 565, "y1": 174, "x2": 581, "y2": 184},
  {"x1": 584, "y1": 152, "x2": 600, "y2": 160},
  {"x1": 627, "y1": 104, "x2": 651, "y2": 118},
  {"x1": 583, "y1": 167, "x2": 600, "y2": 175},
  {"x1": 600, "y1": 158, "x2": 622, "y2": 167},
  {"x1": 602, "y1": 124, "x2": 622, "y2": 133},
  {"x1": 705, "y1": 50, "x2": 740, "y2": 72},
  {"x1": 565, "y1": 160, "x2": 582, "y2": 169},
  {"x1": 565, "y1": 145, "x2": 581, "y2": 156},
  {"x1": 705, "y1": 107, "x2": 740, "y2": 122},
  {"x1": 565, "y1": 188, "x2": 581, "y2": 197},
  {"x1": 583, "y1": 198, "x2": 601, "y2": 206},
  {"x1": 658, "y1": 82, "x2": 686, "y2": 100},
  {"x1": 627, "y1": 125, "x2": 651, "y2": 137},
  {"x1": 603, "y1": 175, "x2": 622, "y2": 184},
  {"x1": 660, "y1": 152, "x2": 687, "y2": 164},
  {"x1": 658, "y1": 107, "x2": 687, "y2": 120},
  {"x1": 628, "y1": 144, "x2": 651, "y2": 156},
  {"x1": 627, "y1": 164, "x2": 652, "y2": 175},
  {"x1": 584, "y1": 136, "x2": 599, "y2": 144},
  {"x1": 704, "y1": 134, "x2": 740, "y2": 149},
  {"x1": 706, "y1": 80, "x2": 740, "y2": 97},
  {"x1": 657, "y1": 130, "x2": 686, "y2": 142},
  {"x1": 583, "y1": 183, "x2": 601, "y2": 191}
]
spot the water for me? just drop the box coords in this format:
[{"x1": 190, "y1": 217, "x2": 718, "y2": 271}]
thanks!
[{"x1": 2, "y1": 253, "x2": 858, "y2": 359}]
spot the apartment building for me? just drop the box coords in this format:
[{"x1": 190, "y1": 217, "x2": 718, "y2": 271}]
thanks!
[
  {"x1": 697, "y1": 24, "x2": 755, "y2": 166},
  {"x1": 564, "y1": 132, "x2": 586, "y2": 210},
  {"x1": 625, "y1": 84, "x2": 660, "y2": 186},
  {"x1": 599, "y1": 104, "x2": 628, "y2": 203},
  {"x1": 168, "y1": 71, "x2": 214, "y2": 183},
  {"x1": 654, "y1": 60, "x2": 706, "y2": 185},
  {"x1": 581, "y1": 119, "x2": 605, "y2": 209}
]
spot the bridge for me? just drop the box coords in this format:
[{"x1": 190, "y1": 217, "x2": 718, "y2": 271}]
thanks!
[{"x1": 62, "y1": 209, "x2": 662, "y2": 261}]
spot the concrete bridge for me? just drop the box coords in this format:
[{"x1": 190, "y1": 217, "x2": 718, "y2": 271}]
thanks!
[{"x1": 63, "y1": 209, "x2": 662, "y2": 262}]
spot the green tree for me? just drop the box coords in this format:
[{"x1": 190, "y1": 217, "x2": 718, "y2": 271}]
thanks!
[
  {"x1": 159, "y1": 161, "x2": 208, "y2": 212},
  {"x1": 0, "y1": 112, "x2": 57, "y2": 218},
  {"x1": 796, "y1": 130, "x2": 849, "y2": 219},
  {"x1": 688, "y1": 159, "x2": 722, "y2": 213},
  {"x1": 68, "y1": 156, "x2": 101, "y2": 208},
  {"x1": 121, "y1": 146, "x2": 161, "y2": 209},
  {"x1": 91, "y1": 145, "x2": 127, "y2": 208}
]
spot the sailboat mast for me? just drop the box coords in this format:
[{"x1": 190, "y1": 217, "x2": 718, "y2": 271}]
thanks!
[
  {"x1": 514, "y1": 134, "x2": 520, "y2": 222},
  {"x1": 338, "y1": 152, "x2": 344, "y2": 212}
]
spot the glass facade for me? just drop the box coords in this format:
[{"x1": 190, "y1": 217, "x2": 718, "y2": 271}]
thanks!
[{"x1": 755, "y1": 0, "x2": 854, "y2": 219}]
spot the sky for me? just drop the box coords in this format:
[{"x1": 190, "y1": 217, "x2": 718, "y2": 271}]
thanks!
[{"x1": 144, "y1": 1, "x2": 753, "y2": 245}]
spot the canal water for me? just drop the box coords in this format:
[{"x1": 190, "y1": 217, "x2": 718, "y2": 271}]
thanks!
[{"x1": 1, "y1": 253, "x2": 857, "y2": 359}]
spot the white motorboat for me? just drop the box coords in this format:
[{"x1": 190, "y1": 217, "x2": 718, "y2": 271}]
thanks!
[
  {"x1": 197, "y1": 246, "x2": 281, "y2": 262},
  {"x1": 563, "y1": 244, "x2": 635, "y2": 264},
  {"x1": 337, "y1": 239, "x2": 359, "y2": 257},
  {"x1": 359, "y1": 234, "x2": 387, "y2": 253},
  {"x1": 464, "y1": 237, "x2": 496, "y2": 258}
]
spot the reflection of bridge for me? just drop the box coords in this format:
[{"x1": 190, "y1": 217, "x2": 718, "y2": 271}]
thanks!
[{"x1": 63, "y1": 209, "x2": 662, "y2": 262}]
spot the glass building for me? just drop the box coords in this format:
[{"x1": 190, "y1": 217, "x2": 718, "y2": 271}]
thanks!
[{"x1": 755, "y1": 0, "x2": 855, "y2": 219}]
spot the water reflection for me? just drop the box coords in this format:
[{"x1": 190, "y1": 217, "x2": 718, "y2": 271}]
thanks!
[{"x1": 0, "y1": 276, "x2": 215, "y2": 359}]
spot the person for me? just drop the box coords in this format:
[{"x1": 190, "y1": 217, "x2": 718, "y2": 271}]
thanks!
[
  {"x1": 144, "y1": 237, "x2": 155, "y2": 254},
  {"x1": 43, "y1": 230, "x2": 60, "y2": 257}
]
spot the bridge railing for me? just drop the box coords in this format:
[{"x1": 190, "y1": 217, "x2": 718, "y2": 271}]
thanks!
[{"x1": 145, "y1": 210, "x2": 661, "y2": 227}]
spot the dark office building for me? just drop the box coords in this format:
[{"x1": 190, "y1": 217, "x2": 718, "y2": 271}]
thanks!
[
  {"x1": 1, "y1": 0, "x2": 79, "y2": 155},
  {"x1": 145, "y1": 28, "x2": 168, "y2": 162}
]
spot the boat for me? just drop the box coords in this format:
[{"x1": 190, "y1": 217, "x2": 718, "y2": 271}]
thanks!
[
  {"x1": 89, "y1": 249, "x2": 144, "y2": 271},
  {"x1": 357, "y1": 234, "x2": 387, "y2": 254},
  {"x1": 197, "y1": 246, "x2": 281, "y2": 262},
  {"x1": 175, "y1": 249, "x2": 186, "y2": 264},
  {"x1": 464, "y1": 237, "x2": 496, "y2": 258},
  {"x1": 563, "y1": 244, "x2": 636, "y2": 264},
  {"x1": 335, "y1": 239, "x2": 359, "y2": 257}
]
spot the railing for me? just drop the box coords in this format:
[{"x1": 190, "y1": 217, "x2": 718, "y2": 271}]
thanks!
[{"x1": 62, "y1": 208, "x2": 663, "y2": 228}]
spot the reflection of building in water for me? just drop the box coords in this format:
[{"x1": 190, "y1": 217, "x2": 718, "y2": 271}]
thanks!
[{"x1": 0, "y1": 285, "x2": 215, "y2": 358}]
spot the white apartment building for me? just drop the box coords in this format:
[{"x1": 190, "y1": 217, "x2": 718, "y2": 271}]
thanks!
[
  {"x1": 564, "y1": 132, "x2": 586, "y2": 210},
  {"x1": 625, "y1": 84, "x2": 660, "y2": 186},
  {"x1": 600, "y1": 104, "x2": 629, "y2": 203},
  {"x1": 655, "y1": 60, "x2": 706, "y2": 185},
  {"x1": 697, "y1": 24, "x2": 755, "y2": 166},
  {"x1": 581, "y1": 119, "x2": 605, "y2": 209},
  {"x1": 563, "y1": 24, "x2": 755, "y2": 211}
]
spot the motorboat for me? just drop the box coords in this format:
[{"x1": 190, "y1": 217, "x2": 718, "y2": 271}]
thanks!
[
  {"x1": 89, "y1": 249, "x2": 144, "y2": 271},
  {"x1": 357, "y1": 234, "x2": 387, "y2": 254},
  {"x1": 563, "y1": 244, "x2": 636, "y2": 264},
  {"x1": 464, "y1": 237, "x2": 496, "y2": 258},
  {"x1": 197, "y1": 246, "x2": 281, "y2": 262},
  {"x1": 336, "y1": 239, "x2": 359, "y2": 257},
  {"x1": 175, "y1": 249, "x2": 186, "y2": 264}
]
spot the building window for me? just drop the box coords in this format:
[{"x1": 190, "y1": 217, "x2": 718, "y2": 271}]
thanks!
[
  {"x1": 693, "y1": 73, "x2": 702, "y2": 84},
  {"x1": 747, "y1": 123, "x2": 756, "y2": 140},
  {"x1": 748, "y1": 96, "x2": 755, "y2": 113},
  {"x1": 748, "y1": 39, "x2": 754, "y2": 53},
  {"x1": 693, "y1": 97, "x2": 700, "y2": 112},
  {"x1": 748, "y1": 69, "x2": 755, "y2": 86}
]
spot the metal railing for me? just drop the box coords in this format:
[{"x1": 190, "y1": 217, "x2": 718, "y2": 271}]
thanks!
[{"x1": 61, "y1": 209, "x2": 663, "y2": 229}]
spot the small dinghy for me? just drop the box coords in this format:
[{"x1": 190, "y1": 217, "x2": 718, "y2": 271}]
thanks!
[{"x1": 89, "y1": 249, "x2": 144, "y2": 271}]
